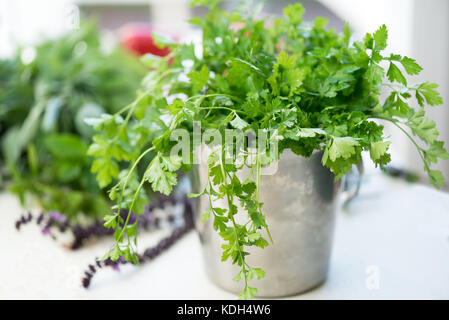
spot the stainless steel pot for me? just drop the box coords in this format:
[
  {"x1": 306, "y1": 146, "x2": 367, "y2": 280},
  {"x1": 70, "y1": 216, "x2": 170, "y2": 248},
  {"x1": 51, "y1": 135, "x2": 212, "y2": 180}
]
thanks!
[{"x1": 191, "y1": 150, "x2": 358, "y2": 297}]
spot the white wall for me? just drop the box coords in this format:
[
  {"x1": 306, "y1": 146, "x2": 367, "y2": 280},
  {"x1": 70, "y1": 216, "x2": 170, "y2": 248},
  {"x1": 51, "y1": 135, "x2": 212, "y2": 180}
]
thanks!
[
  {"x1": 0, "y1": 0, "x2": 73, "y2": 57},
  {"x1": 148, "y1": 0, "x2": 190, "y2": 32}
]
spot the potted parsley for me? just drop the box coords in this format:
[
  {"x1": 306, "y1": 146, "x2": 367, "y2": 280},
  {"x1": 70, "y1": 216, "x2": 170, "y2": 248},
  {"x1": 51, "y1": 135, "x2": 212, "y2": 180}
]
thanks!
[{"x1": 89, "y1": 1, "x2": 448, "y2": 299}]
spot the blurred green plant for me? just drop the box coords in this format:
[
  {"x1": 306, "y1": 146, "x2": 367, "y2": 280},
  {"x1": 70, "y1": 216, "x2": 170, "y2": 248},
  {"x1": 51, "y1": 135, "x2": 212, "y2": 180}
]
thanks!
[{"x1": 0, "y1": 22, "x2": 146, "y2": 220}]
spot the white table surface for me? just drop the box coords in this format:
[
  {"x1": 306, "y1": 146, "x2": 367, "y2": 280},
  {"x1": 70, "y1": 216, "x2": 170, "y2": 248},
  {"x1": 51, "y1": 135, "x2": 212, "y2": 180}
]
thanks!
[{"x1": 1, "y1": 168, "x2": 449, "y2": 300}]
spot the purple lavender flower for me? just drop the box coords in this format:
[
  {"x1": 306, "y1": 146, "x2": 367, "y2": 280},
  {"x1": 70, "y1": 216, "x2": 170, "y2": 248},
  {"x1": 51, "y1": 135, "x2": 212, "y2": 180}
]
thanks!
[
  {"x1": 36, "y1": 213, "x2": 44, "y2": 225},
  {"x1": 42, "y1": 226, "x2": 51, "y2": 236},
  {"x1": 112, "y1": 264, "x2": 120, "y2": 272},
  {"x1": 49, "y1": 211, "x2": 67, "y2": 223},
  {"x1": 119, "y1": 210, "x2": 137, "y2": 225}
]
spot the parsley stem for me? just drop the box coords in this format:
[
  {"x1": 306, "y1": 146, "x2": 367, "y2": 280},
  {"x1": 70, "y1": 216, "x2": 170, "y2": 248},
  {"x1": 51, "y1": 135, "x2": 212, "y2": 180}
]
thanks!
[
  {"x1": 255, "y1": 152, "x2": 273, "y2": 244},
  {"x1": 116, "y1": 67, "x2": 182, "y2": 117},
  {"x1": 371, "y1": 115, "x2": 429, "y2": 171},
  {"x1": 219, "y1": 147, "x2": 249, "y2": 289},
  {"x1": 206, "y1": 166, "x2": 218, "y2": 217},
  {"x1": 198, "y1": 106, "x2": 247, "y2": 115},
  {"x1": 186, "y1": 93, "x2": 243, "y2": 103},
  {"x1": 119, "y1": 176, "x2": 146, "y2": 246},
  {"x1": 114, "y1": 146, "x2": 156, "y2": 245}
]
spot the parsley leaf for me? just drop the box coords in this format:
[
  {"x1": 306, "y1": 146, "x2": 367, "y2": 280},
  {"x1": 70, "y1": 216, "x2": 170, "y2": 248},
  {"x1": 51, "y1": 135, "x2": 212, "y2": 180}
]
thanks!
[
  {"x1": 327, "y1": 137, "x2": 360, "y2": 162},
  {"x1": 416, "y1": 82, "x2": 443, "y2": 106},
  {"x1": 387, "y1": 62, "x2": 407, "y2": 85},
  {"x1": 188, "y1": 65, "x2": 210, "y2": 92},
  {"x1": 400, "y1": 56, "x2": 423, "y2": 75},
  {"x1": 144, "y1": 155, "x2": 178, "y2": 195},
  {"x1": 230, "y1": 113, "x2": 249, "y2": 130},
  {"x1": 373, "y1": 24, "x2": 388, "y2": 52},
  {"x1": 369, "y1": 140, "x2": 391, "y2": 163}
]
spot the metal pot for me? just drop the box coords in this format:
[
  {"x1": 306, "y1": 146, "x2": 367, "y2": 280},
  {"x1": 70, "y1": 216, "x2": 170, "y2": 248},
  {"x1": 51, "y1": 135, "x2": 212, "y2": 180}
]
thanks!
[{"x1": 191, "y1": 150, "x2": 358, "y2": 297}]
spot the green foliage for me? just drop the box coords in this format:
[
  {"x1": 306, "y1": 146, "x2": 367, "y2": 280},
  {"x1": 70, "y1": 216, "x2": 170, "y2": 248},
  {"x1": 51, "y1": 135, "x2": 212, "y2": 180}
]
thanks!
[
  {"x1": 187, "y1": 65, "x2": 210, "y2": 92},
  {"x1": 88, "y1": 0, "x2": 448, "y2": 299},
  {"x1": 0, "y1": 22, "x2": 145, "y2": 219}
]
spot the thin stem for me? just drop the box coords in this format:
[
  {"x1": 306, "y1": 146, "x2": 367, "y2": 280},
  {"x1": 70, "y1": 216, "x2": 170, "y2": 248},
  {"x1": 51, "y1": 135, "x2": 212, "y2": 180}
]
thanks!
[
  {"x1": 255, "y1": 152, "x2": 273, "y2": 244},
  {"x1": 114, "y1": 147, "x2": 156, "y2": 243},
  {"x1": 199, "y1": 106, "x2": 247, "y2": 115},
  {"x1": 371, "y1": 115, "x2": 429, "y2": 170},
  {"x1": 186, "y1": 93, "x2": 243, "y2": 103},
  {"x1": 219, "y1": 147, "x2": 248, "y2": 288},
  {"x1": 118, "y1": 175, "x2": 147, "y2": 245}
]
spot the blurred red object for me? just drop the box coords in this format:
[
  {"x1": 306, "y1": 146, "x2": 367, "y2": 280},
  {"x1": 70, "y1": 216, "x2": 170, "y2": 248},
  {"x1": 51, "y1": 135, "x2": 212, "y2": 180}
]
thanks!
[{"x1": 119, "y1": 23, "x2": 172, "y2": 57}]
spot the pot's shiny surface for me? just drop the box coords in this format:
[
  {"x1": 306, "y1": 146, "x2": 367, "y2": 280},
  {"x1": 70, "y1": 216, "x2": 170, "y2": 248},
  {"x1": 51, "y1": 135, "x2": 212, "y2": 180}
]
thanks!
[{"x1": 192, "y1": 150, "x2": 342, "y2": 297}]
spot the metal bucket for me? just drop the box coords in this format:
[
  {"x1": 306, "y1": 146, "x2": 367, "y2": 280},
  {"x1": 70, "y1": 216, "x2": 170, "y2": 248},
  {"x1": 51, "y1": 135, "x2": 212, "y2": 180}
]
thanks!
[{"x1": 191, "y1": 150, "x2": 356, "y2": 297}]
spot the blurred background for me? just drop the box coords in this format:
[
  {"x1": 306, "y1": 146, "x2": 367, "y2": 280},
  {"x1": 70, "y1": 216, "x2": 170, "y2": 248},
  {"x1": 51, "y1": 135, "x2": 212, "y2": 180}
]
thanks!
[{"x1": 1, "y1": 0, "x2": 448, "y2": 190}]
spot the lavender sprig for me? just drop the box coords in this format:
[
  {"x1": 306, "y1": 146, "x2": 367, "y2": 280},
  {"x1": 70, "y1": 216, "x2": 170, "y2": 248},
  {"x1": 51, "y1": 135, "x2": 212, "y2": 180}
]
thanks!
[
  {"x1": 14, "y1": 194, "x2": 180, "y2": 249},
  {"x1": 81, "y1": 197, "x2": 194, "y2": 289}
]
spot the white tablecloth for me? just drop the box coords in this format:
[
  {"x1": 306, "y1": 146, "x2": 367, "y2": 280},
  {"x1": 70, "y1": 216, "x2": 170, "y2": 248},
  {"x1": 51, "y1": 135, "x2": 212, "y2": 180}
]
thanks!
[{"x1": 1, "y1": 169, "x2": 448, "y2": 299}]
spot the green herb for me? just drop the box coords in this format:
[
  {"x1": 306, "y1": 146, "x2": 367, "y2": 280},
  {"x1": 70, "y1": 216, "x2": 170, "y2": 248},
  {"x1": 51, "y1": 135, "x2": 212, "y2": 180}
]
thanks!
[
  {"x1": 89, "y1": 1, "x2": 448, "y2": 299},
  {"x1": 0, "y1": 22, "x2": 145, "y2": 219}
]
